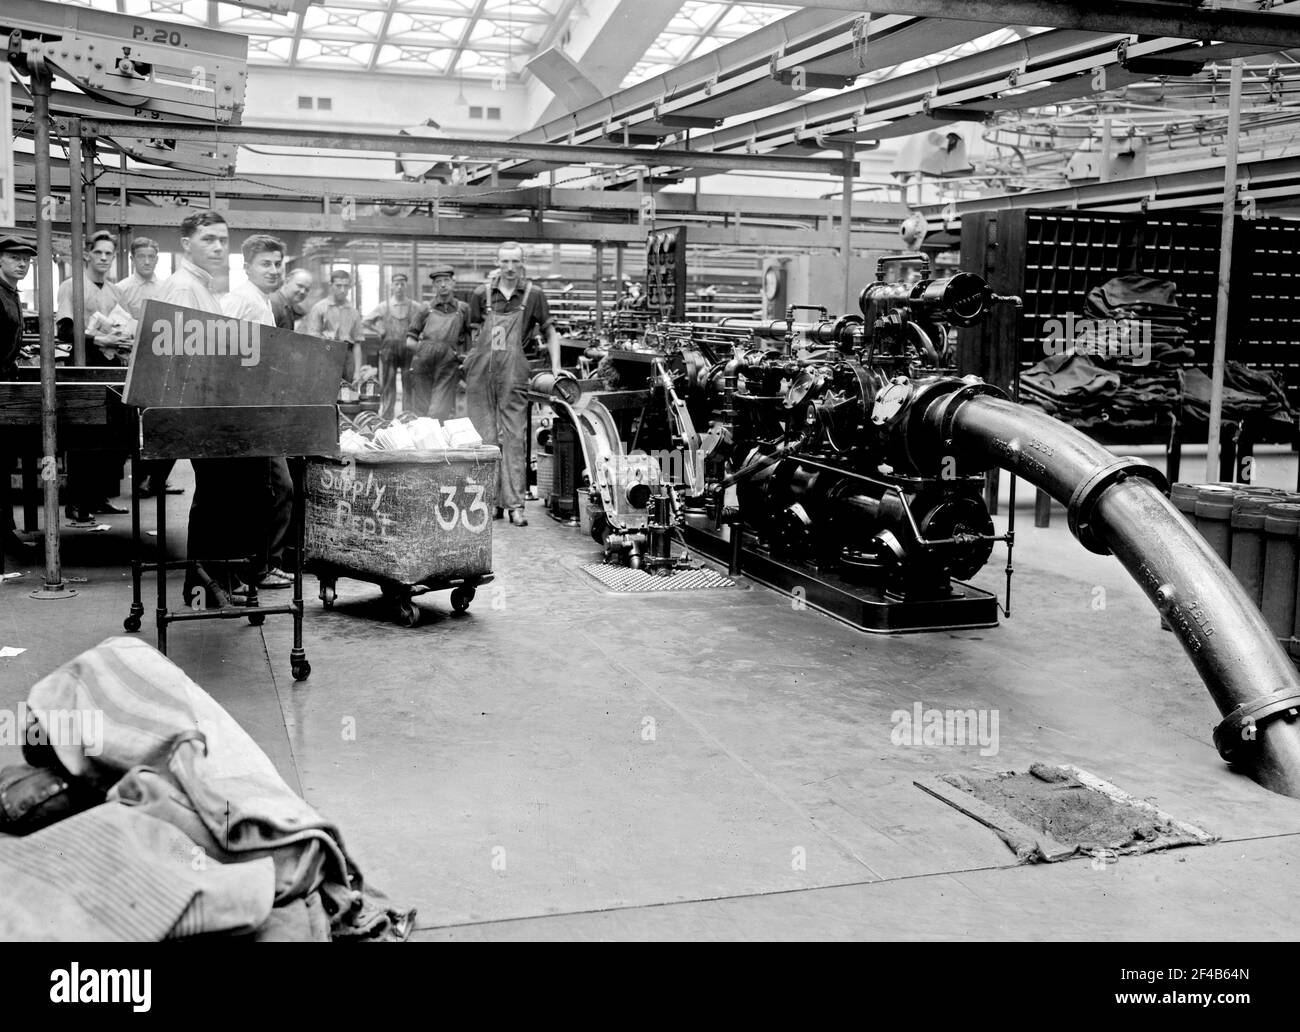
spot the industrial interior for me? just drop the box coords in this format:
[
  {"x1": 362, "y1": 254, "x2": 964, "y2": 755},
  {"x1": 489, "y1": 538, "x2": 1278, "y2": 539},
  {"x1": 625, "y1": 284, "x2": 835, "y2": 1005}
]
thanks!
[{"x1": 3, "y1": 0, "x2": 1300, "y2": 945}]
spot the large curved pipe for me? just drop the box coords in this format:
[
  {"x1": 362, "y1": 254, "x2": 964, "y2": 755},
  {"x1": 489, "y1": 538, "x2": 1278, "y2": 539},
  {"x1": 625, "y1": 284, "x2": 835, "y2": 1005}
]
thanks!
[{"x1": 925, "y1": 390, "x2": 1300, "y2": 799}]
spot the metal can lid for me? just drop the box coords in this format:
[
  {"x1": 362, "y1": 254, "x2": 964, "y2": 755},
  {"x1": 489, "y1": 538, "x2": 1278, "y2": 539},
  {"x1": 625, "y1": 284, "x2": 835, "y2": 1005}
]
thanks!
[
  {"x1": 1233, "y1": 493, "x2": 1276, "y2": 514},
  {"x1": 1195, "y1": 497, "x2": 1234, "y2": 519},
  {"x1": 1170, "y1": 483, "x2": 1199, "y2": 512},
  {"x1": 1264, "y1": 502, "x2": 1300, "y2": 534}
]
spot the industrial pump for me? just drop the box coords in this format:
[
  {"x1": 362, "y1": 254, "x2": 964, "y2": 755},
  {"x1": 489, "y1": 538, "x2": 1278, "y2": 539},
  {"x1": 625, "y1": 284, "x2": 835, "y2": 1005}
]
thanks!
[{"x1": 699, "y1": 256, "x2": 1021, "y2": 605}]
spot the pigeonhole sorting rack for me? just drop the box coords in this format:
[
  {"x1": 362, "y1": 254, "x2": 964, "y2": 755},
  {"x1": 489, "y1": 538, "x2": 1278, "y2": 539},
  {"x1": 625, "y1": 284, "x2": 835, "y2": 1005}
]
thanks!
[
  {"x1": 304, "y1": 446, "x2": 499, "y2": 627},
  {"x1": 122, "y1": 300, "x2": 350, "y2": 681}
]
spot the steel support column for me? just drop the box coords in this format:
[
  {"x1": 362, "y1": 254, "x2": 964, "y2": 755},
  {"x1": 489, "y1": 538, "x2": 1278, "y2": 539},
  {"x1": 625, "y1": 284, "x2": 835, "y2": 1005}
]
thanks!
[
  {"x1": 27, "y1": 59, "x2": 73, "y2": 599},
  {"x1": 1207, "y1": 59, "x2": 1245, "y2": 484},
  {"x1": 67, "y1": 118, "x2": 86, "y2": 367}
]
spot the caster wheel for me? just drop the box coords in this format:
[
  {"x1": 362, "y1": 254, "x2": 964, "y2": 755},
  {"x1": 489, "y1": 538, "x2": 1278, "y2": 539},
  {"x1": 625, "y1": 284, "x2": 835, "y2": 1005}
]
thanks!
[
  {"x1": 291, "y1": 660, "x2": 311, "y2": 681},
  {"x1": 397, "y1": 601, "x2": 420, "y2": 627},
  {"x1": 248, "y1": 611, "x2": 266, "y2": 626},
  {"x1": 450, "y1": 586, "x2": 475, "y2": 613},
  {"x1": 123, "y1": 615, "x2": 142, "y2": 633},
  {"x1": 320, "y1": 584, "x2": 336, "y2": 609}
]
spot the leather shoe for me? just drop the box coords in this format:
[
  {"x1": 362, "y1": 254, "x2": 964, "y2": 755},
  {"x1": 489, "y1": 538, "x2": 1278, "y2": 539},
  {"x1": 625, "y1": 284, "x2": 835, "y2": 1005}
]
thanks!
[
  {"x1": 494, "y1": 507, "x2": 504, "y2": 520},
  {"x1": 64, "y1": 505, "x2": 94, "y2": 523},
  {"x1": 92, "y1": 500, "x2": 129, "y2": 515},
  {"x1": 257, "y1": 567, "x2": 294, "y2": 589},
  {"x1": 508, "y1": 509, "x2": 528, "y2": 527}
]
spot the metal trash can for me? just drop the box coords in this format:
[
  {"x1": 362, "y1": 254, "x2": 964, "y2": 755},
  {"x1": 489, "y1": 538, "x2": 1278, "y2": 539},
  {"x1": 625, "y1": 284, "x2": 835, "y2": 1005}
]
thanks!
[
  {"x1": 1230, "y1": 494, "x2": 1275, "y2": 608},
  {"x1": 1193, "y1": 487, "x2": 1235, "y2": 564},
  {"x1": 1261, "y1": 502, "x2": 1300, "y2": 643},
  {"x1": 304, "y1": 446, "x2": 500, "y2": 626}
]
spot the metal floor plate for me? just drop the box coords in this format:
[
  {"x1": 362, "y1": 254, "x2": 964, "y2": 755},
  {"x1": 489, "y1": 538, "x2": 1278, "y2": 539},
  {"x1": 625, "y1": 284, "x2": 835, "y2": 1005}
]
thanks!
[{"x1": 580, "y1": 562, "x2": 737, "y2": 593}]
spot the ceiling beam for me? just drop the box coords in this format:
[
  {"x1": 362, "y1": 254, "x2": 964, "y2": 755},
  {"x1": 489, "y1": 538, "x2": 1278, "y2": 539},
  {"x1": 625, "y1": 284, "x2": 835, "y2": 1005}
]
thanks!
[
  {"x1": 915, "y1": 153, "x2": 1300, "y2": 215},
  {"x1": 11, "y1": 161, "x2": 907, "y2": 220},
  {"x1": 71, "y1": 118, "x2": 858, "y2": 176},
  {"x1": 447, "y1": 0, "x2": 492, "y2": 78},
  {"x1": 365, "y1": 0, "x2": 399, "y2": 72},
  {"x1": 16, "y1": 202, "x2": 902, "y2": 250},
  {"x1": 758, "y1": 0, "x2": 1300, "y2": 50}
]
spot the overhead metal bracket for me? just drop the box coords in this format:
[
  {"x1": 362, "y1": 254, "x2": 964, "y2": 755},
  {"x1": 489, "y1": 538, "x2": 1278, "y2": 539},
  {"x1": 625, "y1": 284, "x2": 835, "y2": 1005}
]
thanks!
[{"x1": 1117, "y1": 38, "x2": 1206, "y2": 77}]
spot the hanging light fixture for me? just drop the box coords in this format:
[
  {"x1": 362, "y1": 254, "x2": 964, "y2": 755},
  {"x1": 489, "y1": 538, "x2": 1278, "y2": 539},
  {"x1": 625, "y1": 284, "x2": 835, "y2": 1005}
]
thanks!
[{"x1": 455, "y1": 72, "x2": 468, "y2": 105}]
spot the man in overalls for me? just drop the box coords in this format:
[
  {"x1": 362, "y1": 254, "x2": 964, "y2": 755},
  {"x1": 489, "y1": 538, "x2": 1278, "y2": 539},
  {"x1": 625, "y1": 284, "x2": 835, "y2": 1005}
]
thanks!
[
  {"x1": 466, "y1": 242, "x2": 561, "y2": 527},
  {"x1": 405, "y1": 265, "x2": 469, "y2": 420},
  {"x1": 364, "y1": 272, "x2": 426, "y2": 419}
]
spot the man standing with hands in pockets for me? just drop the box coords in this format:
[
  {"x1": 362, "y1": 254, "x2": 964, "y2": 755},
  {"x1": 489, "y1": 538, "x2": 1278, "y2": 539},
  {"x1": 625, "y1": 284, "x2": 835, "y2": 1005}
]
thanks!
[{"x1": 465, "y1": 242, "x2": 560, "y2": 527}]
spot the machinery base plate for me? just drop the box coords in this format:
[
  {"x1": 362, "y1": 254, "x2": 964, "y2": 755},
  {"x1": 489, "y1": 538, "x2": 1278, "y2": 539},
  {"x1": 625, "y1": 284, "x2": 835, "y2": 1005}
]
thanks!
[{"x1": 683, "y1": 520, "x2": 999, "y2": 634}]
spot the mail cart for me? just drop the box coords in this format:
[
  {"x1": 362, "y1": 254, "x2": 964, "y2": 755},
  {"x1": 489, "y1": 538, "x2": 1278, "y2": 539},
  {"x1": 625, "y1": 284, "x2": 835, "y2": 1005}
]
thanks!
[
  {"x1": 121, "y1": 300, "x2": 350, "y2": 681},
  {"x1": 304, "y1": 446, "x2": 499, "y2": 627}
]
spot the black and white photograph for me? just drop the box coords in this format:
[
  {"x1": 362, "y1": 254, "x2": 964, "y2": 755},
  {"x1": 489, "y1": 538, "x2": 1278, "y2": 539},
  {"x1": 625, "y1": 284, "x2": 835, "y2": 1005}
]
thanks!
[{"x1": 0, "y1": 0, "x2": 1296, "y2": 990}]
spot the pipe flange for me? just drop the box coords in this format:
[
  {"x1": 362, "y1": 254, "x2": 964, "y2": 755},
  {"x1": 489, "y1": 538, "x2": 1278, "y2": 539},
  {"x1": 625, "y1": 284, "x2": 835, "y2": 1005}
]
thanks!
[
  {"x1": 1067, "y1": 457, "x2": 1169, "y2": 555},
  {"x1": 1213, "y1": 689, "x2": 1300, "y2": 763},
  {"x1": 935, "y1": 381, "x2": 1007, "y2": 447}
]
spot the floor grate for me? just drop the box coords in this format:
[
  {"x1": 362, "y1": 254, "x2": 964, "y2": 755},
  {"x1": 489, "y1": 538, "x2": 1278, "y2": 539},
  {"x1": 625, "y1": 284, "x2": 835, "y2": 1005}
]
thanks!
[{"x1": 580, "y1": 562, "x2": 737, "y2": 593}]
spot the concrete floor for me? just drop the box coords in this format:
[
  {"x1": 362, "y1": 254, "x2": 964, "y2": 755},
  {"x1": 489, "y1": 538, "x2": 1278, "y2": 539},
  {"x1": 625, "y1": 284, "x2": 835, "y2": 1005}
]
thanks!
[{"x1": 3, "y1": 460, "x2": 1299, "y2": 941}]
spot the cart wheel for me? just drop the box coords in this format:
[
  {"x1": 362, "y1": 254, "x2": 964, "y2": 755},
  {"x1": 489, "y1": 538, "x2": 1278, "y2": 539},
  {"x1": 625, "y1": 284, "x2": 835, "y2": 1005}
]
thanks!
[
  {"x1": 123, "y1": 615, "x2": 142, "y2": 633},
  {"x1": 450, "y1": 586, "x2": 475, "y2": 613},
  {"x1": 320, "y1": 584, "x2": 337, "y2": 609},
  {"x1": 397, "y1": 600, "x2": 420, "y2": 627},
  {"x1": 292, "y1": 659, "x2": 311, "y2": 681},
  {"x1": 248, "y1": 611, "x2": 266, "y2": 626}
]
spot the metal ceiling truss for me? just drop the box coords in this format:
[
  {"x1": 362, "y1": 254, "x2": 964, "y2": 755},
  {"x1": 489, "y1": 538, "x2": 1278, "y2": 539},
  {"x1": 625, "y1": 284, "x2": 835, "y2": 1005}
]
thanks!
[
  {"x1": 69, "y1": 116, "x2": 859, "y2": 176},
  {"x1": 789, "y1": 0, "x2": 1300, "y2": 52}
]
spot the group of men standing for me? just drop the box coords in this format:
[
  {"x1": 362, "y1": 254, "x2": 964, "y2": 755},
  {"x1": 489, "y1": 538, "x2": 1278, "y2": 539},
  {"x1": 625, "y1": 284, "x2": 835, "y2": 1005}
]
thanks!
[
  {"x1": 291, "y1": 240, "x2": 560, "y2": 526},
  {"x1": 2, "y1": 220, "x2": 560, "y2": 572}
]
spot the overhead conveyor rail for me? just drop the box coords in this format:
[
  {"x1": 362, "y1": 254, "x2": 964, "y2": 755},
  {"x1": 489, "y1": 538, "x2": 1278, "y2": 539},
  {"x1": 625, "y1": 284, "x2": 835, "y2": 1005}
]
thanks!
[{"x1": 469, "y1": 0, "x2": 1300, "y2": 187}]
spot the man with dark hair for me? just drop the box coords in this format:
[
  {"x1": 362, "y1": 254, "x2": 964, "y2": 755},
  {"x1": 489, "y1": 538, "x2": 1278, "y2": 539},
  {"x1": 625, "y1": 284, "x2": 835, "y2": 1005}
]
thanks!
[
  {"x1": 272, "y1": 268, "x2": 313, "y2": 331},
  {"x1": 154, "y1": 211, "x2": 288, "y2": 600},
  {"x1": 305, "y1": 269, "x2": 364, "y2": 381},
  {"x1": 56, "y1": 230, "x2": 128, "y2": 362},
  {"x1": 155, "y1": 209, "x2": 227, "y2": 311},
  {"x1": 224, "y1": 234, "x2": 284, "y2": 325},
  {"x1": 115, "y1": 236, "x2": 162, "y2": 321},
  {"x1": 219, "y1": 232, "x2": 293, "y2": 590},
  {"x1": 1, "y1": 233, "x2": 38, "y2": 562},
  {"x1": 406, "y1": 265, "x2": 468, "y2": 420},
  {"x1": 120, "y1": 235, "x2": 178, "y2": 498},
  {"x1": 466, "y1": 241, "x2": 561, "y2": 527},
  {"x1": 57, "y1": 229, "x2": 129, "y2": 521},
  {"x1": 364, "y1": 271, "x2": 425, "y2": 419}
]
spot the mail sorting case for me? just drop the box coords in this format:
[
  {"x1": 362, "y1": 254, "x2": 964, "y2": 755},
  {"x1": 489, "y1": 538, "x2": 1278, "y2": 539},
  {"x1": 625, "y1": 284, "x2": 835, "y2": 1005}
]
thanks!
[{"x1": 304, "y1": 446, "x2": 499, "y2": 627}]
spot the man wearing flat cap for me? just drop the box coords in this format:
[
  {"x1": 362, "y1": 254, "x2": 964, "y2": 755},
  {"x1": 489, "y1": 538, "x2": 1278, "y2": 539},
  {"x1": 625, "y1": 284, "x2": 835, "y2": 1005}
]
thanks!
[
  {"x1": 363, "y1": 272, "x2": 426, "y2": 419},
  {"x1": 405, "y1": 265, "x2": 469, "y2": 421},
  {"x1": 1, "y1": 233, "x2": 38, "y2": 560}
]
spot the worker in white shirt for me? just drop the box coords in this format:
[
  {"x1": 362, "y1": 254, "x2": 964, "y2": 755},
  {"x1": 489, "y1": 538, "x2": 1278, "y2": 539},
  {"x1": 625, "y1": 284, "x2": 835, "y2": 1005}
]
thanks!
[
  {"x1": 223, "y1": 234, "x2": 282, "y2": 325},
  {"x1": 115, "y1": 237, "x2": 163, "y2": 322},
  {"x1": 223, "y1": 233, "x2": 293, "y2": 590}
]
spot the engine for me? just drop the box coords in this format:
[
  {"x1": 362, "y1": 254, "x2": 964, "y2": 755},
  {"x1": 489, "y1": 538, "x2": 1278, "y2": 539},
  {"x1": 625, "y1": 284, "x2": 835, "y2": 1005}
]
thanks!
[{"x1": 696, "y1": 255, "x2": 1020, "y2": 599}]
